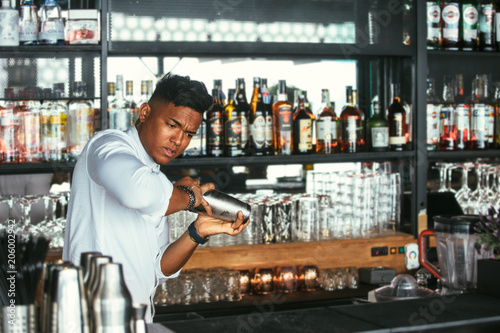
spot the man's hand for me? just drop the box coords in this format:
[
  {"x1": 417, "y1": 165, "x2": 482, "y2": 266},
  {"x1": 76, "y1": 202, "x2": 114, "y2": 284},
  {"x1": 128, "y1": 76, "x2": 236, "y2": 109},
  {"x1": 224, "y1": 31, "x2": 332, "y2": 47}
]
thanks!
[
  {"x1": 194, "y1": 210, "x2": 249, "y2": 239},
  {"x1": 174, "y1": 176, "x2": 214, "y2": 215}
]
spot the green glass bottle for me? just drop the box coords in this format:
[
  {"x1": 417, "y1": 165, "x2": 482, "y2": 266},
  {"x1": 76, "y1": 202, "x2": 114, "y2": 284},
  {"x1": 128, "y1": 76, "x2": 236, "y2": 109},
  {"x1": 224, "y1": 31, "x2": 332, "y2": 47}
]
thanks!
[{"x1": 366, "y1": 95, "x2": 389, "y2": 152}]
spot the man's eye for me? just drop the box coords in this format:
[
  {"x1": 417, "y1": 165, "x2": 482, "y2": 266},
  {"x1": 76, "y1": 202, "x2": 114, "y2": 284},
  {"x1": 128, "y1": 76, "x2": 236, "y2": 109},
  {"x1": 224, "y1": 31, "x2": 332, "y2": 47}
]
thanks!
[
  {"x1": 186, "y1": 133, "x2": 194, "y2": 138},
  {"x1": 167, "y1": 123, "x2": 175, "y2": 128}
]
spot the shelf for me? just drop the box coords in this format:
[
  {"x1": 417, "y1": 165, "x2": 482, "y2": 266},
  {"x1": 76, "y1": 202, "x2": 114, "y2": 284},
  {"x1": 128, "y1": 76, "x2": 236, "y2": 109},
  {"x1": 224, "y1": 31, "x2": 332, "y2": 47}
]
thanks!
[
  {"x1": 108, "y1": 41, "x2": 413, "y2": 58},
  {"x1": 162, "y1": 151, "x2": 415, "y2": 169},
  {"x1": 428, "y1": 50, "x2": 500, "y2": 58},
  {"x1": 0, "y1": 162, "x2": 76, "y2": 175},
  {"x1": 428, "y1": 150, "x2": 500, "y2": 162},
  {"x1": 0, "y1": 45, "x2": 101, "y2": 54}
]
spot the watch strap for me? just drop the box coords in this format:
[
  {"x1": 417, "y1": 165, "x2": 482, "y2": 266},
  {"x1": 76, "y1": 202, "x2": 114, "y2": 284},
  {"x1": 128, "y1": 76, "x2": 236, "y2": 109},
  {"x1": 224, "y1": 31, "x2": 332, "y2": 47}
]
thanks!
[{"x1": 188, "y1": 221, "x2": 208, "y2": 245}]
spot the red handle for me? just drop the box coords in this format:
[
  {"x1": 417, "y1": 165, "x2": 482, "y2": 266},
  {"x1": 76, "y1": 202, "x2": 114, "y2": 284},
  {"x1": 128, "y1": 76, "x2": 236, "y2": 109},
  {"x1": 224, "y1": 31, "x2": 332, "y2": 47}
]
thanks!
[{"x1": 418, "y1": 229, "x2": 442, "y2": 279}]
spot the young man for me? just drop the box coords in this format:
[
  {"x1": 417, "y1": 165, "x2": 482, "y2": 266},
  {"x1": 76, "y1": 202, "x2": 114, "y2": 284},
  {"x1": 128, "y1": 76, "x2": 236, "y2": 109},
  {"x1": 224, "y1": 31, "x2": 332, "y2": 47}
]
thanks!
[{"x1": 63, "y1": 73, "x2": 248, "y2": 322}]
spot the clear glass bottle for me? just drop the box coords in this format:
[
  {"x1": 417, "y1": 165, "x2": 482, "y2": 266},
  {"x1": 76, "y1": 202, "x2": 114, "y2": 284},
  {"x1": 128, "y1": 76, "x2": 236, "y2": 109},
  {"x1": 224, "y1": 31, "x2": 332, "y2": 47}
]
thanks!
[
  {"x1": 261, "y1": 78, "x2": 273, "y2": 155},
  {"x1": 427, "y1": 1, "x2": 441, "y2": 50},
  {"x1": 478, "y1": 1, "x2": 496, "y2": 51},
  {"x1": 316, "y1": 88, "x2": 340, "y2": 154},
  {"x1": 340, "y1": 86, "x2": 364, "y2": 153},
  {"x1": 426, "y1": 76, "x2": 441, "y2": 151},
  {"x1": 126, "y1": 80, "x2": 138, "y2": 126},
  {"x1": 470, "y1": 76, "x2": 487, "y2": 150},
  {"x1": 206, "y1": 88, "x2": 224, "y2": 157},
  {"x1": 18, "y1": 89, "x2": 42, "y2": 163},
  {"x1": 224, "y1": 88, "x2": 242, "y2": 157},
  {"x1": 272, "y1": 80, "x2": 293, "y2": 155},
  {"x1": 38, "y1": 0, "x2": 65, "y2": 45},
  {"x1": 440, "y1": 1, "x2": 461, "y2": 50},
  {"x1": 19, "y1": 0, "x2": 38, "y2": 45},
  {"x1": 67, "y1": 81, "x2": 94, "y2": 161},
  {"x1": 109, "y1": 75, "x2": 132, "y2": 131},
  {"x1": 1, "y1": 89, "x2": 20, "y2": 163},
  {"x1": 439, "y1": 75, "x2": 457, "y2": 151},
  {"x1": 293, "y1": 94, "x2": 315, "y2": 155},
  {"x1": 0, "y1": 0, "x2": 19, "y2": 46},
  {"x1": 366, "y1": 95, "x2": 389, "y2": 152}
]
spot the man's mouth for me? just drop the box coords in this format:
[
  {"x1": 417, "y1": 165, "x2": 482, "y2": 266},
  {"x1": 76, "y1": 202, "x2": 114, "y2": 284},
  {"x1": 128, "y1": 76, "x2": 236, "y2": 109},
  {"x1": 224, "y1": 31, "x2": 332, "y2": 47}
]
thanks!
[{"x1": 164, "y1": 147, "x2": 177, "y2": 157}]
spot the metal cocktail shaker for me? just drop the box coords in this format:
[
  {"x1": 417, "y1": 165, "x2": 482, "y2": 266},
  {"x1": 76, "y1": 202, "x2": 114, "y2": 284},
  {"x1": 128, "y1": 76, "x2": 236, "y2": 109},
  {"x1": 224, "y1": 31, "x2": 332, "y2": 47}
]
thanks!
[{"x1": 191, "y1": 190, "x2": 251, "y2": 223}]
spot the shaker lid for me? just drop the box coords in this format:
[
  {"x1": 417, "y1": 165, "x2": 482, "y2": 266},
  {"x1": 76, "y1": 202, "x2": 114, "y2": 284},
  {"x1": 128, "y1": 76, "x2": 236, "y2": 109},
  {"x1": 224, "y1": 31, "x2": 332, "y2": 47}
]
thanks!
[{"x1": 434, "y1": 215, "x2": 479, "y2": 234}]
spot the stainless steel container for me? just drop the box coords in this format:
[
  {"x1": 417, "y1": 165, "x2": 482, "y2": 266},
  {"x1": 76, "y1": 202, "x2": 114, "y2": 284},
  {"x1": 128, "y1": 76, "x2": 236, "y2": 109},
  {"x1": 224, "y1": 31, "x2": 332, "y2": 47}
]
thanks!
[
  {"x1": 48, "y1": 264, "x2": 89, "y2": 333},
  {"x1": 131, "y1": 304, "x2": 147, "y2": 333},
  {"x1": 86, "y1": 255, "x2": 113, "y2": 304},
  {"x1": 92, "y1": 263, "x2": 133, "y2": 333},
  {"x1": 1, "y1": 304, "x2": 37, "y2": 333},
  {"x1": 79, "y1": 251, "x2": 102, "y2": 286},
  {"x1": 191, "y1": 190, "x2": 251, "y2": 223}
]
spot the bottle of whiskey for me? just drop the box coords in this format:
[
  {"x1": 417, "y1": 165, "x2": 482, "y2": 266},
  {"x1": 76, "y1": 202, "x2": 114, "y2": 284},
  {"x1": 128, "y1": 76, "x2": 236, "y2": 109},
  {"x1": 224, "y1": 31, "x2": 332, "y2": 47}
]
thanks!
[
  {"x1": 316, "y1": 89, "x2": 340, "y2": 154},
  {"x1": 478, "y1": 1, "x2": 496, "y2": 51},
  {"x1": 366, "y1": 95, "x2": 389, "y2": 152},
  {"x1": 461, "y1": 0, "x2": 479, "y2": 50},
  {"x1": 427, "y1": 1, "x2": 441, "y2": 50},
  {"x1": 224, "y1": 88, "x2": 242, "y2": 157},
  {"x1": 387, "y1": 84, "x2": 408, "y2": 151},
  {"x1": 340, "y1": 86, "x2": 364, "y2": 153},
  {"x1": 440, "y1": 1, "x2": 461, "y2": 50},
  {"x1": 272, "y1": 80, "x2": 293, "y2": 155},
  {"x1": 426, "y1": 77, "x2": 441, "y2": 151},
  {"x1": 293, "y1": 94, "x2": 314, "y2": 154},
  {"x1": 439, "y1": 75, "x2": 457, "y2": 150},
  {"x1": 235, "y1": 78, "x2": 249, "y2": 155},
  {"x1": 109, "y1": 75, "x2": 132, "y2": 131},
  {"x1": 206, "y1": 88, "x2": 224, "y2": 157},
  {"x1": 249, "y1": 77, "x2": 267, "y2": 156}
]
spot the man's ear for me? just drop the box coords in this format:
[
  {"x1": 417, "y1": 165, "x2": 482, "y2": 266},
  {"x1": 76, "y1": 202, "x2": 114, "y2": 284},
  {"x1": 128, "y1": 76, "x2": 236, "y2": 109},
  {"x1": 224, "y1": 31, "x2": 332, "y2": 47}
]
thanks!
[{"x1": 138, "y1": 102, "x2": 152, "y2": 123}]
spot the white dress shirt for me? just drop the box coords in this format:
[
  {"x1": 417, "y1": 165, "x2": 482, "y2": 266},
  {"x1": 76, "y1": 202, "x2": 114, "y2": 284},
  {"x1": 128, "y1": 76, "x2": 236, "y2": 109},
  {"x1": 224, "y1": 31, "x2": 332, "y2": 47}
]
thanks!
[{"x1": 63, "y1": 126, "x2": 179, "y2": 323}]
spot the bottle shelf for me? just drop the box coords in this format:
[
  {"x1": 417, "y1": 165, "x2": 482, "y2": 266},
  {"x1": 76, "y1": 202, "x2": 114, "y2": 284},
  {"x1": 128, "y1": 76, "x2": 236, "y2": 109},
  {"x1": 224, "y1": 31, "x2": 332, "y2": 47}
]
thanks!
[
  {"x1": 108, "y1": 41, "x2": 413, "y2": 58},
  {"x1": 428, "y1": 150, "x2": 500, "y2": 162},
  {"x1": 0, "y1": 161, "x2": 76, "y2": 175},
  {"x1": 162, "y1": 151, "x2": 416, "y2": 170},
  {"x1": 428, "y1": 50, "x2": 500, "y2": 58},
  {"x1": 0, "y1": 45, "x2": 101, "y2": 54}
]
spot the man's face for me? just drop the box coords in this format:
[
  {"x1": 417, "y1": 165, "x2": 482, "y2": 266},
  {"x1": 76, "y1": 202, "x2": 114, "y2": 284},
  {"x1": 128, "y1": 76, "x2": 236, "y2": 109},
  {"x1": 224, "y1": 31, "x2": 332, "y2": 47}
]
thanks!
[{"x1": 136, "y1": 101, "x2": 203, "y2": 165}]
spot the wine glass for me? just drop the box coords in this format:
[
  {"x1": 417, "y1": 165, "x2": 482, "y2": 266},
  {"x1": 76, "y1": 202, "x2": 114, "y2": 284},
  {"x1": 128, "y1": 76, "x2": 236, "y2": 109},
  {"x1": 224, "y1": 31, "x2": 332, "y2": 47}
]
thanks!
[
  {"x1": 432, "y1": 163, "x2": 449, "y2": 193},
  {"x1": 17, "y1": 194, "x2": 41, "y2": 240}
]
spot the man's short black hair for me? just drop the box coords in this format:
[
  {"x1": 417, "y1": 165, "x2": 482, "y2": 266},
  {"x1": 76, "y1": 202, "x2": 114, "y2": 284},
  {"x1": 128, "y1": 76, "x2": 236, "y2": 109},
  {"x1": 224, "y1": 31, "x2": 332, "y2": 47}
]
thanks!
[{"x1": 149, "y1": 72, "x2": 212, "y2": 114}]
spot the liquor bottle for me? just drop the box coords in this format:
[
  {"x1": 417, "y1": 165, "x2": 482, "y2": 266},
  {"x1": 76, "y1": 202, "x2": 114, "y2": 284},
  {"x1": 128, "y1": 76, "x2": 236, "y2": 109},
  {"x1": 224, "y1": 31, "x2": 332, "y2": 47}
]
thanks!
[
  {"x1": 38, "y1": 0, "x2": 65, "y2": 45},
  {"x1": 249, "y1": 77, "x2": 267, "y2": 156},
  {"x1": 366, "y1": 95, "x2": 388, "y2": 152},
  {"x1": 52, "y1": 83, "x2": 68, "y2": 161},
  {"x1": 0, "y1": 0, "x2": 19, "y2": 46},
  {"x1": 387, "y1": 84, "x2": 408, "y2": 151},
  {"x1": 440, "y1": 1, "x2": 460, "y2": 50},
  {"x1": 235, "y1": 78, "x2": 249, "y2": 155},
  {"x1": 470, "y1": 75, "x2": 487, "y2": 149},
  {"x1": 107, "y1": 82, "x2": 116, "y2": 125},
  {"x1": 19, "y1": 0, "x2": 38, "y2": 45},
  {"x1": 454, "y1": 74, "x2": 469, "y2": 150},
  {"x1": 316, "y1": 89, "x2": 340, "y2": 154},
  {"x1": 461, "y1": 0, "x2": 479, "y2": 50},
  {"x1": 109, "y1": 75, "x2": 132, "y2": 131},
  {"x1": 439, "y1": 76, "x2": 457, "y2": 150},
  {"x1": 497, "y1": 1, "x2": 500, "y2": 50},
  {"x1": 206, "y1": 88, "x2": 224, "y2": 157},
  {"x1": 224, "y1": 88, "x2": 242, "y2": 157},
  {"x1": 67, "y1": 81, "x2": 94, "y2": 160},
  {"x1": 494, "y1": 82, "x2": 500, "y2": 148},
  {"x1": 426, "y1": 77, "x2": 441, "y2": 151},
  {"x1": 340, "y1": 86, "x2": 364, "y2": 153},
  {"x1": 402, "y1": 0, "x2": 413, "y2": 45},
  {"x1": 261, "y1": 78, "x2": 274, "y2": 155},
  {"x1": 272, "y1": 80, "x2": 293, "y2": 155},
  {"x1": 1, "y1": 89, "x2": 21, "y2": 163},
  {"x1": 427, "y1": 1, "x2": 441, "y2": 50},
  {"x1": 126, "y1": 80, "x2": 138, "y2": 126},
  {"x1": 478, "y1": 1, "x2": 496, "y2": 51},
  {"x1": 214, "y1": 79, "x2": 226, "y2": 106},
  {"x1": 293, "y1": 94, "x2": 314, "y2": 155}
]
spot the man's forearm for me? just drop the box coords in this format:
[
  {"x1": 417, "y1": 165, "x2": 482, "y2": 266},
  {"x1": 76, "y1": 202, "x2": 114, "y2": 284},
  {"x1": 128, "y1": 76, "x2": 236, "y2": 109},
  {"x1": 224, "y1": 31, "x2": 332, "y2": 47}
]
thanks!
[{"x1": 160, "y1": 231, "x2": 198, "y2": 276}]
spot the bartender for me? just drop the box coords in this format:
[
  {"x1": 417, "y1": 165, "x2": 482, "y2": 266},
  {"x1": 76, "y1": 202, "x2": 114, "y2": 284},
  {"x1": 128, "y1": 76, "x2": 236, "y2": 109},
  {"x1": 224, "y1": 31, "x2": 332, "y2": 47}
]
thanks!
[{"x1": 63, "y1": 73, "x2": 249, "y2": 323}]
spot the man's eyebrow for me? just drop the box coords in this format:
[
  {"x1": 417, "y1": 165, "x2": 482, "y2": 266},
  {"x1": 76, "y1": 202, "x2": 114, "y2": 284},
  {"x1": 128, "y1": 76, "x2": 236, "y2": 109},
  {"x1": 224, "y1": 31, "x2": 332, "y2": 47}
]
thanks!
[{"x1": 169, "y1": 118, "x2": 197, "y2": 134}]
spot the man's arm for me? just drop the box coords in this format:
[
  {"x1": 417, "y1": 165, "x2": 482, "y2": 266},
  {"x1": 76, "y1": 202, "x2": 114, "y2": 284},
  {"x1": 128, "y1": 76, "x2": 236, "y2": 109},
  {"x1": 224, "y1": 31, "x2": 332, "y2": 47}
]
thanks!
[{"x1": 160, "y1": 211, "x2": 248, "y2": 276}]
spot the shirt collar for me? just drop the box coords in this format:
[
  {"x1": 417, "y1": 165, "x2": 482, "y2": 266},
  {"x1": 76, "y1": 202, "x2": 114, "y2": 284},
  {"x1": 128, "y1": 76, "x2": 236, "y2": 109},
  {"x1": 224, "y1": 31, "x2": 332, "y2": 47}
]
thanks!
[{"x1": 125, "y1": 125, "x2": 161, "y2": 172}]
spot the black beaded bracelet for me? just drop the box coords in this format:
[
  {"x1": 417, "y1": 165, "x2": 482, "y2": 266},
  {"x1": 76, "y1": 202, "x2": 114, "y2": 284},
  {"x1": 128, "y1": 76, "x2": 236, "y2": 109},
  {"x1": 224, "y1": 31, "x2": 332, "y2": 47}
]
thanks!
[
  {"x1": 188, "y1": 221, "x2": 208, "y2": 245},
  {"x1": 176, "y1": 185, "x2": 196, "y2": 211}
]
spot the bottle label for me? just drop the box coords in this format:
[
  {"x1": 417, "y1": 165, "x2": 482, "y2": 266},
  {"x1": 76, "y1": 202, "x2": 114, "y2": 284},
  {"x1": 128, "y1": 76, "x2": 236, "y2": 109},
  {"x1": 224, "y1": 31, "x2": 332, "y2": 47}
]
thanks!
[
  {"x1": 426, "y1": 104, "x2": 440, "y2": 144},
  {"x1": 113, "y1": 109, "x2": 131, "y2": 131},
  {"x1": 262, "y1": 89, "x2": 271, "y2": 104},
  {"x1": 278, "y1": 105, "x2": 293, "y2": 130},
  {"x1": 39, "y1": 19, "x2": 65, "y2": 41},
  {"x1": 74, "y1": 105, "x2": 93, "y2": 147},
  {"x1": 298, "y1": 119, "x2": 312, "y2": 150},
  {"x1": 317, "y1": 118, "x2": 338, "y2": 142},
  {"x1": 442, "y1": 4, "x2": 460, "y2": 39},
  {"x1": 240, "y1": 114, "x2": 248, "y2": 146},
  {"x1": 0, "y1": 10, "x2": 19, "y2": 46},
  {"x1": 486, "y1": 104, "x2": 495, "y2": 142},
  {"x1": 371, "y1": 127, "x2": 389, "y2": 148},
  {"x1": 480, "y1": 5, "x2": 494, "y2": 33},
  {"x1": 389, "y1": 114, "x2": 405, "y2": 144},
  {"x1": 427, "y1": 5, "x2": 441, "y2": 24},
  {"x1": 225, "y1": 117, "x2": 241, "y2": 146},
  {"x1": 471, "y1": 104, "x2": 486, "y2": 131},
  {"x1": 463, "y1": 6, "x2": 478, "y2": 26},
  {"x1": 265, "y1": 114, "x2": 273, "y2": 146},
  {"x1": 19, "y1": 21, "x2": 38, "y2": 42},
  {"x1": 346, "y1": 116, "x2": 357, "y2": 143},
  {"x1": 250, "y1": 115, "x2": 266, "y2": 148},
  {"x1": 208, "y1": 116, "x2": 223, "y2": 145},
  {"x1": 456, "y1": 104, "x2": 470, "y2": 132}
]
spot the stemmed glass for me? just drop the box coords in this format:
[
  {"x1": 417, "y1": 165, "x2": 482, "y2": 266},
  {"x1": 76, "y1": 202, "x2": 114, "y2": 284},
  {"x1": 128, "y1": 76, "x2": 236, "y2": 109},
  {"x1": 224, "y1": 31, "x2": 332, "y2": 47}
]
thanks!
[
  {"x1": 455, "y1": 162, "x2": 474, "y2": 214},
  {"x1": 468, "y1": 163, "x2": 487, "y2": 215},
  {"x1": 16, "y1": 194, "x2": 41, "y2": 240},
  {"x1": 432, "y1": 163, "x2": 450, "y2": 193}
]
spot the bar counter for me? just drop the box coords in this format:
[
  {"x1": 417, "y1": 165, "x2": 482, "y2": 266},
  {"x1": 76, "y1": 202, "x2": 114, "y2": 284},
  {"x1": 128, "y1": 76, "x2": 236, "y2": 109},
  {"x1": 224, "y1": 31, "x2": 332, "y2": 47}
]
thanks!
[{"x1": 154, "y1": 293, "x2": 500, "y2": 333}]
